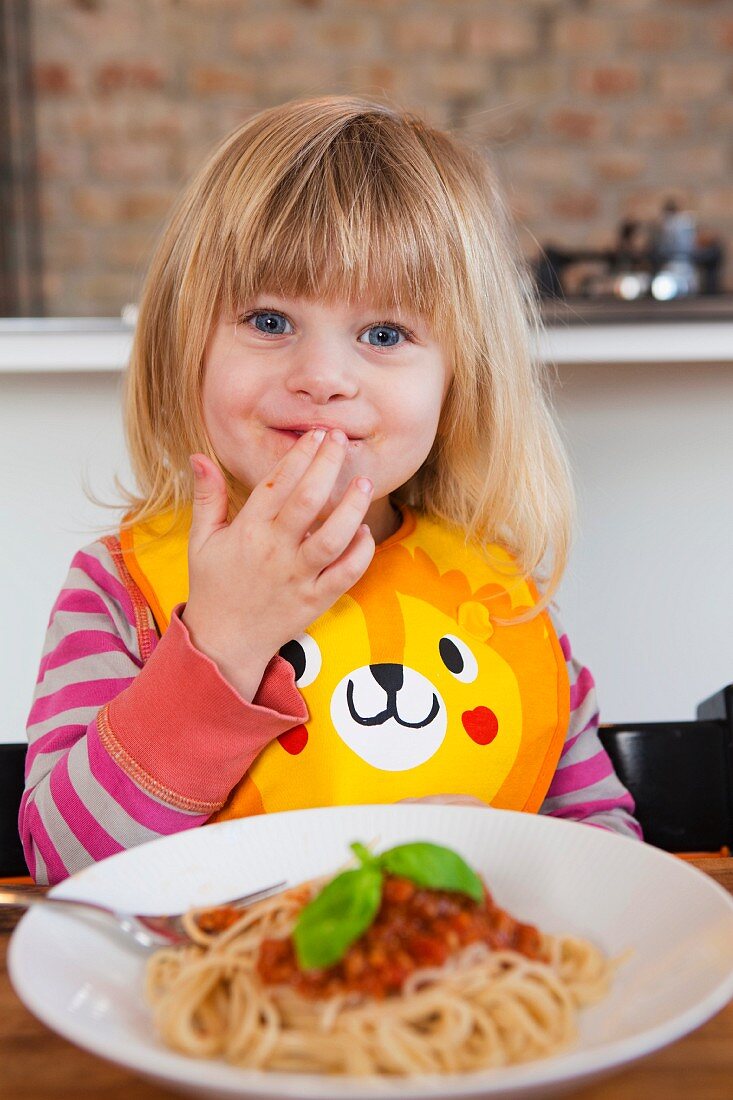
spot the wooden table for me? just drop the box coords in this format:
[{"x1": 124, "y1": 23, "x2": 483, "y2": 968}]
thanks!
[{"x1": 2, "y1": 860, "x2": 732, "y2": 1100}]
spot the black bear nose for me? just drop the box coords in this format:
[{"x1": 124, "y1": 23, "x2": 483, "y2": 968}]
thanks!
[{"x1": 369, "y1": 663, "x2": 403, "y2": 695}]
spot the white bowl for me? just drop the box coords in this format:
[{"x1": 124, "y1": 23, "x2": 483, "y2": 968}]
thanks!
[{"x1": 9, "y1": 804, "x2": 733, "y2": 1100}]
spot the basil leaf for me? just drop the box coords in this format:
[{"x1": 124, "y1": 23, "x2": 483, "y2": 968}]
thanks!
[
  {"x1": 293, "y1": 865, "x2": 383, "y2": 970},
  {"x1": 350, "y1": 841, "x2": 379, "y2": 868},
  {"x1": 380, "y1": 842, "x2": 484, "y2": 904}
]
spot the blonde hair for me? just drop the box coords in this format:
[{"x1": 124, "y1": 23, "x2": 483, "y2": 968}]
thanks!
[{"x1": 121, "y1": 95, "x2": 574, "y2": 612}]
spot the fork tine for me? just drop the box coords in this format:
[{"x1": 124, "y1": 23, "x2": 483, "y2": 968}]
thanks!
[
  {"x1": 2, "y1": 881, "x2": 292, "y2": 953},
  {"x1": 225, "y1": 880, "x2": 288, "y2": 909}
]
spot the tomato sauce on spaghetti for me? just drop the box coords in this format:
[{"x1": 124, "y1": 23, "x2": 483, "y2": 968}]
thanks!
[{"x1": 248, "y1": 875, "x2": 542, "y2": 1000}]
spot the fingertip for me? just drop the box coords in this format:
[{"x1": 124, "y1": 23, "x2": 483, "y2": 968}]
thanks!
[
  {"x1": 189, "y1": 454, "x2": 207, "y2": 479},
  {"x1": 189, "y1": 454, "x2": 228, "y2": 527}
]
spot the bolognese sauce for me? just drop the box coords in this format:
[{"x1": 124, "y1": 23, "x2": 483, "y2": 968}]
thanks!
[{"x1": 251, "y1": 875, "x2": 543, "y2": 1000}]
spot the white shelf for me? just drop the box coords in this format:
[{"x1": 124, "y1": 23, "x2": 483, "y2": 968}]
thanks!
[
  {"x1": 1, "y1": 318, "x2": 732, "y2": 372},
  {"x1": 0, "y1": 321, "x2": 135, "y2": 373},
  {"x1": 541, "y1": 321, "x2": 733, "y2": 365}
]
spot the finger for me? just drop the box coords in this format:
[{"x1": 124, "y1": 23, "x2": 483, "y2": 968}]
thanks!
[
  {"x1": 189, "y1": 454, "x2": 229, "y2": 551},
  {"x1": 246, "y1": 428, "x2": 327, "y2": 519},
  {"x1": 276, "y1": 429, "x2": 351, "y2": 539},
  {"x1": 397, "y1": 796, "x2": 441, "y2": 804},
  {"x1": 298, "y1": 474, "x2": 373, "y2": 572},
  {"x1": 313, "y1": 521, "x2": 375, "y2": 599},
  {"x1": 397, "y1": 795, "x2": 489, "y2": 806},
  {"x1": 433, "y1": 795, "x2": 490, "y2": 807}
]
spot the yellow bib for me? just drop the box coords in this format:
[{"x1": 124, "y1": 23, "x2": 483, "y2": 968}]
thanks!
[{"x1": 121, "y1": 507, "x2": 569, "y2": 820}]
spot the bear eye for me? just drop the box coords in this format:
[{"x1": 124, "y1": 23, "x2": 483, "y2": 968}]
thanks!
[
  {"x1": 439, "y1": 635, "x2": 479, "y2": 683},
  {"x1": 279, "y1": 634, "x2": 322, "y2": 687}
]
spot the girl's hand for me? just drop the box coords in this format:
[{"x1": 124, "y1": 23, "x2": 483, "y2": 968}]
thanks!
[
  {"x1": 397, "y1": 794, "x2": 492, "y2": 808},
  {"x1": 181, "y1": 428, "x2": 375, "y2": 701}
]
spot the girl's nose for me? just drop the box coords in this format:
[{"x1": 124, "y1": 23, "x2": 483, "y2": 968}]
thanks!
[{"x1": 284, "y1": 340, "x2": 359, "y2": 403}]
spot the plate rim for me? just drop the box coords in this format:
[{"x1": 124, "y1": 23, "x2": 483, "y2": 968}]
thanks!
[
  {"x1": 41, "y1": 803, "x2": 733, "y2": 908},
  {"x1": 9, "y1": 804, "x2": 733, "y2": 1099}
]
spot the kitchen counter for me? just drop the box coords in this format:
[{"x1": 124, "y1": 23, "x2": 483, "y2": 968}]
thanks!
[
  {"x1": 1, "y1": 308, "x2": 732, "y2": 372},
  {"x1": 542, "y1": 295, "x2": 733, "y2": 325}
]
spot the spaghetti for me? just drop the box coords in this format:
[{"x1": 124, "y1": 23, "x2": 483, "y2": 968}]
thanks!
[{"x1": 145, "y1": 862, "x2": 616, "y2": 1076}]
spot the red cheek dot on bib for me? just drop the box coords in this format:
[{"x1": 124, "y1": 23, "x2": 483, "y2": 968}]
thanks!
[
  {"x1": 462, "y1": 707, "x2": 499, "y2": 745},
  {"x1": 278, "y1": 724, "x2": 308, "y2": 755}
]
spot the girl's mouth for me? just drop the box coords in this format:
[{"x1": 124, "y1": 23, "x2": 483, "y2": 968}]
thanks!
[
  {"x1": 270, "y1": 426, "x2": 363, "y2": 444},
  {"x1": 273, "y1": 428, "x2": 307, "y2": 441}
]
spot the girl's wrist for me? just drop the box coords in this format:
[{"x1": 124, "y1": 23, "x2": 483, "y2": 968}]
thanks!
[{"x1": 180, "y1": 606, "x2": 273, "y2": 702}]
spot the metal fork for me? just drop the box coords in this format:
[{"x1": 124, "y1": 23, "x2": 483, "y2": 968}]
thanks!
[{"x1": 0, "y1": 880, "x2": 287, "y2": 950}]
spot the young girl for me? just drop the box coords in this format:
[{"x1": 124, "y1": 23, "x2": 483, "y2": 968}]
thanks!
[{"x1": 21, "y1": 96, "x2": 640, "y2": 885}]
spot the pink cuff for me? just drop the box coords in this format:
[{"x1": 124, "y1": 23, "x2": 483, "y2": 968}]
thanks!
[{"x1": 105, "y1": 608, "x2": 307, "y2": 811}]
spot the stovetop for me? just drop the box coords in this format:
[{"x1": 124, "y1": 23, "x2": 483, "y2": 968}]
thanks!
[{"x1": 541, "y1": 295, "x2": 733, "y2": 325}]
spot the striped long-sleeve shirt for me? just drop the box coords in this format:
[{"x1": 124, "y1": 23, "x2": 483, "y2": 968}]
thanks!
[{"x1": 21, "y1": 538, "x2": 641, "y2": 884}]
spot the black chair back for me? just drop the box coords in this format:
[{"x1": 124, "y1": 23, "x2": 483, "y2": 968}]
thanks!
[
  {"x1": 599, "y1": 720, "x2": 733, "y2": 852},
  {"x1": 0, "y1": 743, "x2": 29, "y2": 876}
]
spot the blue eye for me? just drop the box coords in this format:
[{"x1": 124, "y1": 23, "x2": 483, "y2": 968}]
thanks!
[
  {"x1": 359, "y1": 325, "x2": 407, "y2": 348},
  {"x1": 246, "y1": 311, "x2": 292, "y2": 336}
]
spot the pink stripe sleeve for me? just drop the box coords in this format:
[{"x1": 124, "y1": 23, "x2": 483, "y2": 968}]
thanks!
[
  {"x1": 21, "y1": 798, "x2": 69, "y2": 885},
  {"x1": 49, "y1": 752, "x2": 123, "y2": 862},
  {"x1": 18, "y1": 791, "x2": 34, "y2": 878},
  {"x1": 22, "y1": 541, "x2": 309, "y2": 883},
  {"x1": 547, "y1": 793, "x2": 637, "y2": 821},
  {"x1": 86, "y1": 720, "x2": 208, "y2": 834},
  {"x1": 546, "y1": 748, "x2": 614, "y2": 798},
  {"x1": 541, "y1": 614, "x2": 642, "y2": 840},
  {"x1": 40, "y1": 630, "x2": 141, "y2": 678},
  {"x1": 26, "y1": 722, "x2": 90, "y2": 773},
  {"x1": 49, "y1": 588, "x2": 117, "y2": 623},
  {"x1": 71, "y1": 550, "x2": 136, "y2": 625},
  {"x1": 559, "y1": 711, "x2": 600, "y2": 757},
  {"x1": 28, "y1": 677, "x2": 135, "y2": 727},
  {"x1": 22, "y1": 539, "x2": 188, "y2": 882},
  {"x1": 569, "y1": 665, "x2": 595, "y2": 711}
]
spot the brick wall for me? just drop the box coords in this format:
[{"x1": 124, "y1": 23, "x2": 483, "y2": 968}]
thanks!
[{"x1": 31, "y1": 0, "x2": 733, "y2": 315}]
